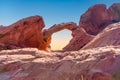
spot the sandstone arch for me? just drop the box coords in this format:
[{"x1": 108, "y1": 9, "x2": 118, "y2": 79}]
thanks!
[
  {"x1": 0, "y1": 16, "x2": 94, "y2": 51},
  {"x1": 43, "y1": 22, "x2": 94, "y2": 51},
  {"x1": 42, "y1": 22, "x2": 77, "y2": 51}
]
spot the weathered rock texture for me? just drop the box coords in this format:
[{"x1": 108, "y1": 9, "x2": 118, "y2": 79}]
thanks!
[
  {"x1": 0, "y1": 3, "x2": 120, "y2": 52},
  {"x1": 42, "y1": 22, "x2": 78, "y2": 50},
  {"x1": 0, "y1": 16, "x2": 46, "y2": 50},
  {"x1": 0, "y1": 21, "x2": 120, "y2": 80},
  {"x1": 80, "y1": 3, "x2": 120, "y2": 35},
  {"x1": 0, "y1": 19, "x2": 93, "y2": 51},
  {"x1": 83, "y1": 22, "x2": 120, "y2": 49},
  {"x1": 44, "y1": 23, "x2": 94, "y2": 51},
  {"x1": 1, "y1": 3, "x2": 120, "y2": 51},
  {"x1": 0, "y1": 46, "x2": 120, "y2": 80},
  {"x1": 0, "y1": 3, "x2": 120, "y2": 80},
  {"x1": 62, "y1": 3, "x2": 120, "y2": 51},
  {"x1": 63, "y1": 27, "x2": 94, "y2": 51}
]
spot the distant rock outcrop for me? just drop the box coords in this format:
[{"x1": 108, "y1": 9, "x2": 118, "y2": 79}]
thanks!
[{"x1": 79, "y1": 3, "x2": 120, "y2": 35}]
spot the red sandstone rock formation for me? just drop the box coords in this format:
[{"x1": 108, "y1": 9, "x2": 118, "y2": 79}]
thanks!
[
  {"x1": 82, "y1": 22, "x2": 120, "y2": 49},
  {"x1": 0, "y1": 21, "x2": 120, "y2": 80},
  {"x1": 0, "y1": 16, "x2": 46, "y2": 50},
  {"x1": 43, "y1": 22, "x2": 94, "y2": 51},
  {"x1": 63, "y1": 27, "x2": 94, "y2": 51},
  {"x1": 0, "y1": 3, "x2": 120, "y2": 80},
  {"x1": 64, "y1": 3, "x2": 120, "y2": 51},
  {"x1": 1, "y1": 18, "x2": 88, "y2": 51},
  {"x1": 42, "y1": 22, "x2": 77, "y2": 48},
  {"x1": 1, "y1": 17, "x2": 90, "y2": 51},
  {"x1": 0, "y1": 3, "x2": 120, "y2": 52},
  {"x1": 80, "y1": 3, "x2": 120, "y2": 35},
  {"x1": 108, "y1": 3, "x2": 120, "y2": 21}
]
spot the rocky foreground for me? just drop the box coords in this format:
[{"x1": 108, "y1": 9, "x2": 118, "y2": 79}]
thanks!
[
  {"x1": 0, "y1": 3, "x2": 120, "y2": 80},
  {"x1": 0, "y1": 46, "x2": 120, "y2": 80}
]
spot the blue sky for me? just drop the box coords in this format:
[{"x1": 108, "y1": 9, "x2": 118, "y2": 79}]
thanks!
[
  {"x1": 0, "y1": 0, "x2": 120, "y2": 50},
  {"x1": 0, "y1": 0, "x2": 120, "y2": 27}
]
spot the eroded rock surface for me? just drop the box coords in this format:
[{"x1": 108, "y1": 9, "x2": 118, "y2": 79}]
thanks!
[
  {"x1": 83, "y1": 22, "x2": 120, "y2": 49},
  {"x1": 44, "y1": 22, "x2": 94, "y2": 51},
  {"x1": 63, "y1": 27, "x2": 94, "y2": 51},
  {"x1": 42, "y1": 22, "x2": 78, "y2": 50},
  {"x1": 0, "y1": 21, "x2": 120, "y2": 80},
  {"x1": 0, "y1": 3, "x2": 120, "y2": 80},
  {"x1": 0, "y1": 18, "x2": 92, "y2": 51},
  {"x1": 80, "y1": 3, "x2": 120, "y2": 35},
  {"x1": 0, "y1": 16, "x2": 46, "y2": 50},
  {"x1": 0, "y1": 46, "x2": 120, "y2": 80},
  {"x1": 1, "y1": 3, "x2": 120, "y2": 51}
]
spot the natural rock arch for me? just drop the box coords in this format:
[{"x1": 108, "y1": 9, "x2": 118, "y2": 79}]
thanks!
[
  {"x1": 0, "y1": 16, "x2": 93, "y2": 51},
  {"x1": 42, "y1": 22, "x2": 77, "y2": 51},
  {"x1": 42, "y1": 22, "x2": 94, "y2": 51}
]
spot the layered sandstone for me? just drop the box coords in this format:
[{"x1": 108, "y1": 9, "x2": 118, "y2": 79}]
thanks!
[
  {"x1": 0, "y1": 19, "x2": 93, "y2": 51},
  {"x1": 0, "y1": 3, "x2": 120, "y2": 80},
  {"x1": 80, "y1": 3, "x2": 120, "y2": 35},
  {"x1": 0, "y1": 46, "x2": 120, "y2": 80},
  {"x1": 0, "y1": 21, "x2": 120, "y2": 80},
  {"x1": 44, "y1": 23, "x2": 94, "y2": 51},
  {"x1": 42, "y1": 22, "x2": 78, "y2": 50},
  {"x1": 0, "y1": 16, "x2": 47, "y2": 50},
  {"x1": 83, "y1": 22, "x2": 120, "y2": 49},
  {"x1": 63, "y1": 27, "x2": 94, "y2": 51}
]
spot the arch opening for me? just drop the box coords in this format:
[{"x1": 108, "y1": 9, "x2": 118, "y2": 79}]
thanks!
[{"x1": 50, "y1": 30, "x2": 72, "y2": 51}]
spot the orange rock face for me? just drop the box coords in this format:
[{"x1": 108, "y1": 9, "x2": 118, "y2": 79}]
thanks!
[
  {"x1": 80, "y1": 3, "x2": 120, "y2": 35},
  {"x1": 0, "y1": 16, "x2": 46, "y2": 50}
]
